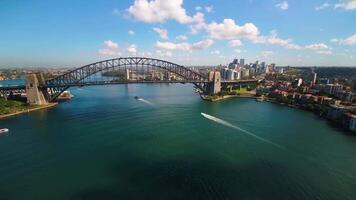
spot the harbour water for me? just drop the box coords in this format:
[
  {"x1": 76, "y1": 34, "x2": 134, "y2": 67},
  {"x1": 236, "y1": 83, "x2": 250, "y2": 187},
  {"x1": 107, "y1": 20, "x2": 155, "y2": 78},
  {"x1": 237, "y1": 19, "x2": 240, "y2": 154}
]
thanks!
[{"x1": 1, "y1": 83, "x2": 356, "y2": 200}]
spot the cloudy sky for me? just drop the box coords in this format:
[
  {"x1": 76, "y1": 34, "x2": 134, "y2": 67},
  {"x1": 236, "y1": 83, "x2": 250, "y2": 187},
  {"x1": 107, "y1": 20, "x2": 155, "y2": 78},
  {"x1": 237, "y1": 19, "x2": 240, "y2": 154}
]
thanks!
[{"x1": 0, "y1": 0, "x2": 356, "y2": 67}]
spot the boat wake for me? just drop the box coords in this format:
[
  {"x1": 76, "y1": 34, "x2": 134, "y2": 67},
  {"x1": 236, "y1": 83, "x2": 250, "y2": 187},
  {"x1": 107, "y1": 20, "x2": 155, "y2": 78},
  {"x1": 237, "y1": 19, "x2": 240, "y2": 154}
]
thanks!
[
  {"x1": 137, "y1": 98, "x2": 154, "y2": 106},
  {"x1": 201, "y1": 113, "x2": 283, "y2": 149}
]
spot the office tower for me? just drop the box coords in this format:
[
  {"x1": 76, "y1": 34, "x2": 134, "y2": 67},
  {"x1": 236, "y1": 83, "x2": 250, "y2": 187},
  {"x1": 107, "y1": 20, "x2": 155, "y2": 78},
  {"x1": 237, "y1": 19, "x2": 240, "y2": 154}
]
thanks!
[{"x1": 240, "y1": 59, "x2": 245, "y2": 67}]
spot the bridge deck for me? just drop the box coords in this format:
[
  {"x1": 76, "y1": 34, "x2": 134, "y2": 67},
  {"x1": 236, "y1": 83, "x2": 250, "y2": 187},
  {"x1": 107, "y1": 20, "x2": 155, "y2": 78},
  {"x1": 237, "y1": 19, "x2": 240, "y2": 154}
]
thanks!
[{"x1": 0, "y1": 79, "x2": 258, "y2": 91}]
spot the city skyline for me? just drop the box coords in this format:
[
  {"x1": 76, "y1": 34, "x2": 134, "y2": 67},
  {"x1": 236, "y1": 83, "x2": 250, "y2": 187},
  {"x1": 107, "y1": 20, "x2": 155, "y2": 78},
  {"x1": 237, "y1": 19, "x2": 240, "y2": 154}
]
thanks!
[{"x1": 0, "y1": 0, "x2": 356, "y2": 68}]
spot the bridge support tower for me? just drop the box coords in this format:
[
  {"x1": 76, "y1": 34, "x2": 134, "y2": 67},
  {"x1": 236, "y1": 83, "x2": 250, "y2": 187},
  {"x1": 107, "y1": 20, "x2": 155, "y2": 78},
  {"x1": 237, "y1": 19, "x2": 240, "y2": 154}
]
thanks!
[
  {"x1": 25, "y1": 73, "x2": 48, "y2": 106},
  {"x1": 207, "y1": 71, "x2": 221, "y2": 95}
]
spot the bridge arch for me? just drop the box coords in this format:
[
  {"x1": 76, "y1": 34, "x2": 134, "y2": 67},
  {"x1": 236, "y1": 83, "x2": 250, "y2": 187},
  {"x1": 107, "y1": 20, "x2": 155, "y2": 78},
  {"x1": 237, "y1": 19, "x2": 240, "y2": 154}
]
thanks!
[{"x1": 44, "y1": 57, "x2": 208, "y2": 101}]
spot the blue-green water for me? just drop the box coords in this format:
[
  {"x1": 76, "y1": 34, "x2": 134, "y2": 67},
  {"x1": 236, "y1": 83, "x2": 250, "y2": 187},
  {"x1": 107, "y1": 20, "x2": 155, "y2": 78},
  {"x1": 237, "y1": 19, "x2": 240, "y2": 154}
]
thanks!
[{"x1": 1, "y1": 83, "x2": 356, "y2": 200}]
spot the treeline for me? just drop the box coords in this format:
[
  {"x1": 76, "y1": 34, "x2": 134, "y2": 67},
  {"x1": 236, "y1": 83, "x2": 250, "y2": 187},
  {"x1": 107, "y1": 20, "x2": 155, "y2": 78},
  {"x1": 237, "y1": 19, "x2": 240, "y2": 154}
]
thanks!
[{"x1": 314, "y1": 67, "x2": 356, "y2": 79}]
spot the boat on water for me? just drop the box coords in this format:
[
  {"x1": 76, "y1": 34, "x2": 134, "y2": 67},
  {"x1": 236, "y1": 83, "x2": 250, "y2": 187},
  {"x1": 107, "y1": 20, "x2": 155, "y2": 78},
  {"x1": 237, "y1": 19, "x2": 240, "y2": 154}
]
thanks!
[
  {"x1": 57, "y1": 91, "x2": 73, "y2": 101},
  {"x1": 0, "y1": 128, "x2": 9, "y2": 134},
  {"x1": 256, "y1": 97, "x2": 264, "y2": 102},
  {"x1": 134, "y1": 96, "x2": 140, "y2": 100}
]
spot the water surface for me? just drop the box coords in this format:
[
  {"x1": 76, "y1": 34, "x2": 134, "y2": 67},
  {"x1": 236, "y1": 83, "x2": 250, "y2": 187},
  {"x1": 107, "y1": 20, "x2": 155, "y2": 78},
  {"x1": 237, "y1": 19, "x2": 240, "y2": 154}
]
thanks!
[{"x1": 0, "y1": 83, "x2": 355, "y2": 200}]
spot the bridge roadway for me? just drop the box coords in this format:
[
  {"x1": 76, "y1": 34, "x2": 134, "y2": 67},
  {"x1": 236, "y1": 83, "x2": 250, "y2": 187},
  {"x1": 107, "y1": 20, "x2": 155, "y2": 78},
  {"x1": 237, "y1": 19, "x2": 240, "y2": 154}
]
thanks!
[{"x1": 0, "y1": 79, "x2": 258, "y2": 91}]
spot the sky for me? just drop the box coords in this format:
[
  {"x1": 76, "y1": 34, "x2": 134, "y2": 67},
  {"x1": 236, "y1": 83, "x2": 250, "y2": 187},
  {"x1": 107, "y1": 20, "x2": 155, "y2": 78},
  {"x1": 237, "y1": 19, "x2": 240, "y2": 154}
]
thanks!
[{"x1": 0, "y1": 0, "x2": 356, "y2": 68}]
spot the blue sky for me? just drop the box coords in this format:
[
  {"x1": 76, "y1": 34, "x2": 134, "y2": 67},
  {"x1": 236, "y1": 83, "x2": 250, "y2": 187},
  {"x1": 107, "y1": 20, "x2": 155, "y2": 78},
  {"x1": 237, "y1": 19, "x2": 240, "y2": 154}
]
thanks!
[{"x1": 0, "y1": 0, "x2": 355, "y2": 67}]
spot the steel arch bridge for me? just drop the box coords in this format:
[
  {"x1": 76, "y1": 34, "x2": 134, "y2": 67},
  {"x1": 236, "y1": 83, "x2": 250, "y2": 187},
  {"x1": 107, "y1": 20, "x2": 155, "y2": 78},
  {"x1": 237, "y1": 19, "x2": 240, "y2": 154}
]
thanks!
[{"x1": 43, "y1": 57, "x2": 209, "y2": 101}]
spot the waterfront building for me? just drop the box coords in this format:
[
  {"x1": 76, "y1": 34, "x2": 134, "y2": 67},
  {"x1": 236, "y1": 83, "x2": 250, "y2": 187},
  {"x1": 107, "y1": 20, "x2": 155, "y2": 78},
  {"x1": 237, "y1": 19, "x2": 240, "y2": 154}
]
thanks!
[
  {"x1": 327, "y1": 104, "x2": 350, "y2": 121},
  {"x1": 324, "y1": 84, "x2": 343, "y2": 95},
  {"x1": 349, "y1": 114, "x2": 356, "y2": 133}
]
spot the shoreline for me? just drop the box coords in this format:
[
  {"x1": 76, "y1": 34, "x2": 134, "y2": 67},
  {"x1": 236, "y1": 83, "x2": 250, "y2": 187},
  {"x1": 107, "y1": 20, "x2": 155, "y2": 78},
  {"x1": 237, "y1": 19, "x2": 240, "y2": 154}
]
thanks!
[
  {"x1": 0, "y1": 102, "x2": 58, "y2": 120},
  {"x1": 200, "y1": 94, "x2": 257, "y2": 102}
]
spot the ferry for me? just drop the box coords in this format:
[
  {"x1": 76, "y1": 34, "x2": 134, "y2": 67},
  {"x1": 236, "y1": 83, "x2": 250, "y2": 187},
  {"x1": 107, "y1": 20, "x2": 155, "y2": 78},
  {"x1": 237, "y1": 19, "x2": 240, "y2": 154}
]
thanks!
[
  {"x1": 57, "y1": 91, "x2": 73, "y2": 101},
  {"x1": 0, "y1": 128, "x2": 9, "y2": 134}
]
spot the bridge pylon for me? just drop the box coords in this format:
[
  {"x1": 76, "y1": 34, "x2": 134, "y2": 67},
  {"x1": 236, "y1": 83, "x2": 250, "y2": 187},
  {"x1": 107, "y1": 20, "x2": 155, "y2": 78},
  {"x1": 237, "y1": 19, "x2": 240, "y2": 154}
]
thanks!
[
  {"x1": 207, "y1": 71, "x2": 221, "y2": 95},
  {"x1": 25, "y1": 73, "x2": 48, "y2": 105}
]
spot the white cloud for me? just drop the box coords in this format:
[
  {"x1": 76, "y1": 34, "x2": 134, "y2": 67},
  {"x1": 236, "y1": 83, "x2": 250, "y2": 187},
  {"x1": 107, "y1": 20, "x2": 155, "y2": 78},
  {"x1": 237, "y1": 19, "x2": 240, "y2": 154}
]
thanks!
[
  {"x1": 156, "y1": 50, "x2": 173, "y2": 57},
  {"x1": 275, "y1": 1, "x2": 289, "y2": 10},
  {"x1": 229, "y1": 39, "x2": 243, "y2": 47},
  {"x1": 190, "y1": 12, "x2": 206, "y2": 34},
  {"x1": 335, "y1": 0, "x2": 356, "y2": 10},
  {"x1": 156, "y1": 41, "x2": 190, "y2": 51},
  {"x1": 305, "y1": 43, "x2": 329, "y2": 50},
  {"x1": 127, "y1": 44, "x2": 137, "y2": 55},
  {"x1": 206, "y1": 20, "x2": 301, "y2": 50},
  {"x1": 315, "y1": 3, "x2": 330, "y2": 11},
  {"x1": 103, "y1": 40, "x2": 119, "y2": 49},
  {"x1": 176, "y1": 35, "x2": 188, "y2": 41},
  {"x1": 205, "y1": 5, "x2": 214, "y2": 13},
  {"x1": 330, "y1": 38, "x2": 339, "y2": 43},
  {"x1": 155, "y1": 39, "x2": 214, "y2": 52},
  {"x1": 253, "y1": 31, "x2": 301, "y2": 49},
  {"x1": 195, "y1": 6, "x2": 202, "y2": 11},
  {"x1": 192, "y1": 39, "x2": 214, "y2": 50},
  {"x1": 316, "y1": 50, "x2": 332, "y2": 55},
  {"x1": 211, "y1": 50, "x2": 220, "y2": 55},
  {"x1": 99, "y1": 49, "x2": 121, "y2": 56},
  {"x1": 127, "y1": 0, "x2": 192, "y2": 23},
  {"x1": 128, "y1": 30, "x2": 135, "y2": 35},
  {"x1": 234, "y1": 49, "x2": 242, "y2": 54},
  {"x1": 153, "y1": 27, "x2": 169, "y2": 39},
  {"x1": 206, "y1": 19, "x2": 259, "y2": 40},
  {"x1": 259, "y1": 51, "x2": 273, "y2": 58},
  {"x1": 339, "y1": 34, "x2": 356, "y2": 45}
]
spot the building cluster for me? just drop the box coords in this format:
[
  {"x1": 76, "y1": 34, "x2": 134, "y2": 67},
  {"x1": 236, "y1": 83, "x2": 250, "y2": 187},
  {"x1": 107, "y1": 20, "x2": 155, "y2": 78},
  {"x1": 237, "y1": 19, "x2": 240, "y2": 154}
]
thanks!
[
  {"x1": 257, "y1": 70, "x2": 356, "y2": 133},
  {"x1": 219, "y1": 58, "x2": 276, "y2": 81},
  {"x1": 328, "y1": 104, "x2": 356, "y2": 133}
]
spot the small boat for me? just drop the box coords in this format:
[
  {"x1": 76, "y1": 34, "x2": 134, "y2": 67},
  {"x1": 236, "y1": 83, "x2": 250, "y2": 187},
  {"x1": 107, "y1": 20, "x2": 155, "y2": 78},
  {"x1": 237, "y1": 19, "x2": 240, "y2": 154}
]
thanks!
[
  {"x1": 134, "y1": 96, "x2": 140, "y2": 100},
  {"x1": 256, "y1": 97, "x2": 264, "y2": 102},
  {"x1": 0, "y1": 128, "x2": 9, "y2": 134}
]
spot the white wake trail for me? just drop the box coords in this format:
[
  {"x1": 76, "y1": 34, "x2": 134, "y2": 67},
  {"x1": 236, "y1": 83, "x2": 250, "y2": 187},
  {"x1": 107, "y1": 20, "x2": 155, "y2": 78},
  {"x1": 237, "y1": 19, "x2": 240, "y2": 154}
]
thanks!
[
  {"x1": 137, "y1": 98, "x2": 154, "y2": 106},
  {"x1": 201, "y1": 113, "x2": 283, "y2": 149}
]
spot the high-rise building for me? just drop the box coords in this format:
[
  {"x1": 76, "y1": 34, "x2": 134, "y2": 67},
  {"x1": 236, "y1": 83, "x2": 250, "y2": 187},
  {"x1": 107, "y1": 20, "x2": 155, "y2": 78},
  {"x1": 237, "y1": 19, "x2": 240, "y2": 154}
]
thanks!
[
  {"x1": 240, "y1": 59, "x2": 245, "y2": 67},
  {"x1": 241, "y1": 68, "x2": 250, "y2": 79},
  {"x1": 234, "y1": 70, "x2": 241, "y2": 80},
  {"x1": 220, "y1": 68, "x2": 228, "y2": 80},
  {"x1": 261, "y1": 62, "x2": 265, "y2": 69},
  {"x1": 353, "y1": 79, "x2": 356, "y2": 92},
  {"x1": 313, "y1": 72, "x2": 317, "y2": 85},
  {"x1": 298, "y1": 78, "x2": 303, "y2": 87},
  {"x1": 226, "y1": 69, "x2": 235, "y2": 80}
]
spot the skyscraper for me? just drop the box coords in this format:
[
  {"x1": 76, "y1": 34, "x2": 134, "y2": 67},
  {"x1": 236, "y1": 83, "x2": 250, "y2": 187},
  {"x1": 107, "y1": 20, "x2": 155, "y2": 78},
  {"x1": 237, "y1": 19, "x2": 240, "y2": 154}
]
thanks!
[
  {"x1": 313, "y1": 72, "x2": 317, "y2": 85},
  {"x1": 240, "y1": 59, "x2": 245, "y2": 67}
]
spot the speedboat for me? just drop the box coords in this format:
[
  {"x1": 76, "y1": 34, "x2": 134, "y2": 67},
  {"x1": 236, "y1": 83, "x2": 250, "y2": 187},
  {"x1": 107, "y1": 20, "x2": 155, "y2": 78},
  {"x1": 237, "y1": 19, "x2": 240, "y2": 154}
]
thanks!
[
  {"x1": 134, "y1": 96, "x2": 140, "y2": 100},
  {"x1": 0, "y1": 128, "x2": 9, "y2": 134}
]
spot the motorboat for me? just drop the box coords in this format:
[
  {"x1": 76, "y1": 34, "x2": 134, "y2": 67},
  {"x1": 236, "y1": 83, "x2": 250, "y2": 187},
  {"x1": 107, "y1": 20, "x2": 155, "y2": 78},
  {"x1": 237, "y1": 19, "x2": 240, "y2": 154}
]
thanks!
[
  {"x1": 134, "y1": 96, "x2": 140, "y2": 100},
  {"x1": 0, "y1": 128, "x2": 9, "y2": 134}
]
